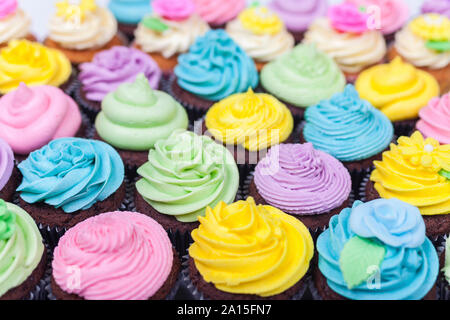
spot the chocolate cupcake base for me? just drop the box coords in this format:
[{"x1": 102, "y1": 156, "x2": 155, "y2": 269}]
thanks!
[
  {"x1": 49, "y1": 248, "x2": 181, "y2": 300},
  {"x1": 118, "y1": 23, "x2": 137, "y2": 41},
  {"x1": 360, "y1": 174, "x2": 450, "y2": 239},
  {"x1": 0, "y1": 166, "x2": 19, "y2": 202}
]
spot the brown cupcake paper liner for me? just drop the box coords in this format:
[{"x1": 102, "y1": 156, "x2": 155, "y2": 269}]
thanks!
[{"x1": 180, "y1": 255, "x2": 310, "y2": 300}]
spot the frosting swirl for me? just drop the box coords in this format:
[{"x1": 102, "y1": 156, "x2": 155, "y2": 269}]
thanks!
[
  {"x1": 348, "y1": 0, "x2": 409, "y2": 35},
  {"x1": 108, "y1": 0, "x2": 152, "y2": 24},
  {"x1": 269, "y1": 0, "x2": 328, "y2": 32},
  {"x1": 79, "y1": 46, "x2": 162, "y2": 102},
  {"x1": 134, "y1": 11, "x2": 209, "y2": 58},
  {"x1": 153, "y1": 0, "x2": 195, "y2": 21},
  {"x1": 52, "y1": 211, "x2": 173, "y2": 300},
  {"x1": 409, "y1": 14, "x2": 450, "y2": 42},
  {"x1": 370, "y1": 131, "x2": 450, "y2": 216},
  {"x1": 355, "y1": 57, "x2": 440, "y2": 121},
  {"x1": 136, "y1": 130, "x2": 239, "y2": 223},
  {"x1": 0, "y1": 200, "x2": 44, "y2": 297},
  {"x1": 317, "y1": 199, "x2": 439, "y2": 300},
  {"x1": 205, "y1": 89, "x2": 294, "y2": 152},
  {"x1": 49, "y1": 3, "x2": 117, "y2": 50},
  {"x1": 417, "y1": 94, "x2": 450, "y2": 144},
  {"x1": 0, "y1": 40, "x2": 72, "y2": 94},
  {"x1": 422, "y1": 0, "x2": 450, "y2": 18},
  {"x1": 328, "y1": 2, "x2": 369, "y2": 34},
  {"x1": 0, "y1": 138, "x2": 13, "y2": 192},
  {"x1": 304, "y1": 85, "x2": 393, "y2": 162},
  {"x1": 260, "y1": 44, "x2": 345, "y2": 107},
  {"x1": 174, "y1": 30, "x2": 258, "y2": 101},
  {"x1": 193, "y1": 0, "x2": 245, "y2": 26},
  {"x1": 0, "y1": 83, "x2": 82, "y2": 155},
  {"x1": 0, "y1": 2, "x2": 31, "y2": 45},
  {"x1": 303, "y1": 17, "x2": 386, "y2": 73},
  {"x1": 17, "y1": 138, "x2": 124, "y2": 213},
  {"x1": 95, "y1": 74, "x2": 188, "y2": 151},
  {"x1": 189, "y1": 197, "x2": 314, "y2": 297},
  {"x1": 226, "y1": 6, "x2": 294, "y2": 62},
  {"x1": 254, "y1": 143, "x2": 351, "y2": 215}
]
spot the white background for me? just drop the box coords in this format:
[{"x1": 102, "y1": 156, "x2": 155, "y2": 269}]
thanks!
[{"x1": 21, "y1": 0, "x2": 426, "y2": 41}]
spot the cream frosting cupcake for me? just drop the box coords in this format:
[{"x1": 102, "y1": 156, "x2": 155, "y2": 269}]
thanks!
[
  {"x1": 44, "y1": 0, "x2": 126, "y2": 64},
  {"x1": 0, "y1": 0, "x2": 34, "y2": 47},
  {"x1": 226, "y1": 6, "x2": 294, "y2": 70},
  {"x1": 303, "y1": 2, "x2": 386, "y2": 82},
  {"x1": 134, "y1": 0, "x2": 209, "y2": 73}
]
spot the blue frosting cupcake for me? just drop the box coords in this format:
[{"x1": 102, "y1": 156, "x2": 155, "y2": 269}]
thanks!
[
  {"x1": 315, "y1": 199, "x2": 439, "y2": 300},
  {"x1": 171, "y1": 29, "x2": 259, "y2": 118},
  {"x1": 302, "y1": 84, "x2": 393, "y2": 171},
  {"x1": 17, "y1": 138, "x2": 125, "y2": 235},
  {"x1": 109, "y1": 0, "x2": 152, "y2": 25}
]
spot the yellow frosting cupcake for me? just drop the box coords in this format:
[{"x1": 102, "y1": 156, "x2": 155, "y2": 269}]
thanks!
[
  {"x1": 409, "y1": 14, "x2": 450, "y2": 42},
  {"x1": 0, "y1": 40, "x2": 71, "y2": 94},
  {"x1": 205, "y1": 89, "x2": 294, "y2": 152},
  {"x1": 355, "y1": 57, "x2": 440, "y2": 121},
  {"x1": 370, "y1": 131, "x2": 450, "y2": 216},
  {"x1": 189, "y1": 197, "x2": 314, "y2": 297}
]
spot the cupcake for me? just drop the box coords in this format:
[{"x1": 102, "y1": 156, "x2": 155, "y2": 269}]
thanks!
[
  {"x1": 388, "y1": 14, "x2": 450, "y2": 93},
  {"x1": 314, "y1": 199, "x2": 439, "y2": 300},
  {"x1": 108, "y1": 0, "x2": 153, "y2": 39},
  {"x1": 0, "y1": 83, "x2": 84, "y2": 161},
  {"x1": 134, "y1": 0, "x2": 210, "y2": 73},
  {"x1": 193, "y1": 0, "x2": 245, "y2": 29},
  {"x1": 301, "y1": 85, "x2": 394, "y2": 182},
  {"x1": 356, "y1": 57, "x2": 440, "y2": 136},
  {"x1": 51, "y1": 211, "x2": 180, "y2": 300},
  {"x1": 186, "y1": 197, "x2": 314, "y2": 300},
  {"x1": 347, "y1": 0, "x2": 409, "y2": 43},
  {"x1": 169, "y1": 29, "x2": 259, "y2": 120},
  {"x1": 135, "y1": 130, "x2": 239, "y2": 252},
  {"x1": 204, "y1": 88, "x2": 294, "y2": 169},
  {"x1": 94, "y1": 74, "x2": 188, "y2": 168},
  {"x1": 0, "y1": 200, "x2": 46, "y2": 300},
  {"x1": 303, "y1": 2, "x2": 387, "y2": 83},
  {"x1": 225, "y1": 5, "x2": 294, "y2": 71},
  {"x1": 76, "y1": 46, "x2": 162, "y2": 118},
  {"x1": 417, "y1": 93, "x2": 450, "y2": 144},
  {"x1": 44, "y1": 0, "x2": 127, "y2": 65},
  {"x1": 247, "y1": 143, "x2": 352, "y2": 232},
  {"x1": 422, "y1": 0, "x2": 450, "y2": 18},
  {"x1": 363, "y1": 131, "x2": 450, "y2": 238},
  {"x1": 0, "y1": 138, "x2": 16, "y2": 202},
  {"x1": 0, "y1": 40, "x2": 74, "y2": 95},
  {"x1": 0, "y1": 0, "x2": 35, "y2": 47},
  {"x1": 269, "y1": 0, "x2": 329, "y2": 43},
  {"x1": 260, "y1": 43, "x2": 345, "y2": 119},
  {"x1": 17, "y1": 138, "x2": 125, "y2": 239}
]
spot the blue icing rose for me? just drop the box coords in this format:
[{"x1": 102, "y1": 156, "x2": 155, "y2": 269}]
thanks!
[
  {"x1": 17, "y1": 138, "x2": 124, "y2": 213},
  {"x1": 317, "y1": 199, "x2": 439, "y2": 300},
  {"x1": 174, "y1": 29, "x2": 259, "y2": 101},
  {"x1": 303, "y1": 84, "x2": 393, "y2": 162},
  {"x1": 109, "y1": 0, "x2": 152, "y2": 24}
]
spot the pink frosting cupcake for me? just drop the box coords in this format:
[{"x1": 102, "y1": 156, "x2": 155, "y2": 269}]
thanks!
[
  {"x1": 416, "y1": 93, "x2": 450, "y2": 144},
  {"x1": 193, "y1": 0, "x2": 245, "y2": 27},
  {"x1": 51, "y1": 211, "x2": 180, "y2": 300},
  {"x1": 0, "y1": 83, "x2": 83, "y2": 157}
]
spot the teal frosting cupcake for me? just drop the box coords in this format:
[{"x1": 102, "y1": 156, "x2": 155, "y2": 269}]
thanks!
[
  {"x1": 303, "y1": 84, "x2": 393, "y2": 162},
  {"x1": 316, "y1": 199, "x2": 439, "y2": 300},
  {"x1": 261, "y1": 44, "x2": 345, "y2": 108},
  {"x1": 174, "y1": 30, "x2": 259, "y2": 102}
]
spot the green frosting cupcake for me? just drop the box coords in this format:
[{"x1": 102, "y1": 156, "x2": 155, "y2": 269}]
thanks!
[
  {"x1": 95, "y1": 74, "x2": 189, "y2": 151},
  {"x1": 261, "y1": 44, "x2": 345, "y2": 108},
  {"x1": 136, "y1": 130, "x2": 240, "y2": 223},
  {"x1": 0, "y1": 200, "x2": 44, "y2": 297}
]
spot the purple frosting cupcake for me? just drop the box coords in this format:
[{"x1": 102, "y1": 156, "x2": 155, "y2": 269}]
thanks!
[
  {"x1": 421, "y1": 0, "x2": 450, "y2": 18},
  {"x1": 248, "y1": 143, "x2": 352, "y2": 231},
  {"x1": 0, "y1": 138, "x2": 16, "y2": 201},
  {"x1": 76, "y1": 46, "x2": 162, "y2": 117}
]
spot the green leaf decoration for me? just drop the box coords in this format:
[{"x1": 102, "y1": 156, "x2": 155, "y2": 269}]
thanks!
[
  {"x1": 142, "y1": 17, "x2": 169, "y2": 32},
  {"x1": 439, "y1": 169, "x2": 450, "y2": 180},
  {"x1": 339, "y1": 236, "x2": 386, "y2": 289},
  {"x1": 250, "y1": 1, "x2": 261, "y2": 7},
  {"x1": 425, "y1": 40, "x2": 450, "y2": 52},
  {"x1": 359, "y1": 6, "x2": 366, "y2": 12}
]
